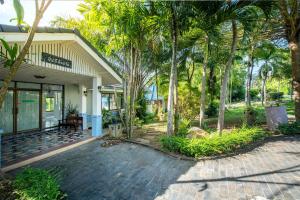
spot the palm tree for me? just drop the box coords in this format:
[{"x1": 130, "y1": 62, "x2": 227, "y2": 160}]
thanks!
[
  {"x1": 277, "y1": 0, "x2": 300, "y2": 121},
  {"x1": 216, "y1": 0, "x2": 272, "y2": 134}
]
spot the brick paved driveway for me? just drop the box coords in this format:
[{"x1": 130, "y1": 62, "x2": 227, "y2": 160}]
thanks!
[{"x1": 11, "y1": 136, "x2": 300, "y2": 200}]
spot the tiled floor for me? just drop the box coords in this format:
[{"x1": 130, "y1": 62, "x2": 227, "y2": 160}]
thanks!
[{"x1": 1, "y1": 129, "x2": 92, "y2": 167}]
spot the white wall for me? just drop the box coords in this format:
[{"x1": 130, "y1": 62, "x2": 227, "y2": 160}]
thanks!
[{"x1": 64, "y1": 84, "x2": 80, "y2": 110}]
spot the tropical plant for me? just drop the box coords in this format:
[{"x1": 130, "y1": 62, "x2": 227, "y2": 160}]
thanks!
[
  {"x1": 0, "y1": 0, "x2": 52, "y2": 109},
  {"x1": 65, "y1": 102, "x2": 79, "y2": 117}
]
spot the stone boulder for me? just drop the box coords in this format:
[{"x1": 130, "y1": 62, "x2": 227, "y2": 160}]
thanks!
[
  {"x1": 265, "y1": 106, "x2": 288, "y2": 131},
  {"x1": 186, "y1": 127, "x2": 208, "y2": 139}
]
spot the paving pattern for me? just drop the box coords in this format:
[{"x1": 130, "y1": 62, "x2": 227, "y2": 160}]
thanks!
[
  {"x1": 1, "y1": 129, "x2": 91, "y2": 167},
  {"x1": 10, "y1": 135, "x2": 300, "y2": 200}
]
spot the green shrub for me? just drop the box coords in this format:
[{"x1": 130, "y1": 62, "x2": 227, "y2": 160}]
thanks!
[
  {"x1": 250, "y1": 89, "x2": 259, "y2": 100},
  {"x1": 161, "y1": 127, "x2": 267, "y2": 158},
  {"x1": 177, "y1": 118, "x2": 191, "y2": 137},
  {"x1": 268, "y1": 92, "x2": 284, "y2": 102},
  {"x1": 244, "y1": 106, "x2": 257, "y2": 126},
  {"x1": 277, "y1": 122, "x2": 300, "y2": 135},
  {"x1": 205, "y1": 101, "x2": 218, "y2": 117},
  {"x1": 13, "y1": 168, "x2": 63, "y2": 200},
  {"x1": 144, "y1": 113, "x2": 157, "y2": 124}
]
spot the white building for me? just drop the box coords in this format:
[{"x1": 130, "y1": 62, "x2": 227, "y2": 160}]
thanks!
[{"x1": 0, "y1": 24, "x2": 123, "y2": 137}]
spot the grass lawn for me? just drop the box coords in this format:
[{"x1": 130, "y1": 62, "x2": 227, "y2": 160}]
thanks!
[{"x1": 194, "y1": 100, "x2": 295, "y2": 130}]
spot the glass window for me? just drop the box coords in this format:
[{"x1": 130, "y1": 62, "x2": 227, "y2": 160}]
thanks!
[
  {"x1": 43, "y1": 84, "x2": 63, "y2": 91},
  {"x1": 110, "y1": 94, "x2": 117, "y2": 110},
  {"x1": 17, "y1": 82, "x2": 41, "y2": 89},
  {"x1": 0, "y1": 80, "x2": 15, "y2": 88},
  {"x1": 102, "y1": 94, "x2": 109, "y2": 110},
  {"x1": 45, "y1": 97, "x2": 55, "y2": 112},
  {"x1": 42, "y1": 85, "x2": 63, "y2": 128}
]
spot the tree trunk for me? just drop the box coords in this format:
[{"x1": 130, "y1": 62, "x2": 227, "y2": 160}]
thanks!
[
  {"x1": 128, "y1": 44, "x2": 136, "y2": 138},
  {"x1": 217, "y1": 20, "x2": 238, "y2": 134},
  {"x1": 261, "y1": 77, "x2": 267, "y2": 106},
  {"x1": 167, "y1": 3, "x2": 177, "y2": 136},
  {"x1": 174, "y1": 65, "x2": 179, "y2": 134},
  {"x1": 290, "y1": 40, "x2": 300, "y2": 121},
  {"x1": 245, "y1": 45, "x2": 254, "y2": 107},
  {"x1": 278, "y1": 0, "x2": 300, "y2": 121},
  {"x1": 199, "y1": 37, "x2": 208, "y2": 128},
  {"x1": 264, "y1": 78, "x2": 267, "y2": 105},
  {"x1": 123, "y1": 48, "x2": 129, "y2": 135}
]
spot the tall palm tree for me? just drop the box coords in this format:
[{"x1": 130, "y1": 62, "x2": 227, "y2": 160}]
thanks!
[{"x1": 277, "y1": 0, "x2": 300, "y2": 121}]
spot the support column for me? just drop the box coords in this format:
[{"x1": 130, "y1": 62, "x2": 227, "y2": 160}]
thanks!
[
  {"x1": 92, "y1": 76, "x2": 102, "y2": 137},
  {"x1": 79, "y1": 85, "x2": 87, "y2": 130}
]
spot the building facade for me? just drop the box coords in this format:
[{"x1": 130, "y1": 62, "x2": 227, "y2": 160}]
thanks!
[{"x1": 0, "y1": 25, "x2": 123, "y2": 137}]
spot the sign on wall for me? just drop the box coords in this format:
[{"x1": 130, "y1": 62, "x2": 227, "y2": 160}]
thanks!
[{"x1": 41, "y1": 52, "x2": 72, "y2": 68}]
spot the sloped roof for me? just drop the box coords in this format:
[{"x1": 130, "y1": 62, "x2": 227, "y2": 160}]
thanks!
[{"x1": 0, "y1": 24, "x2": 122, "y2": 82}]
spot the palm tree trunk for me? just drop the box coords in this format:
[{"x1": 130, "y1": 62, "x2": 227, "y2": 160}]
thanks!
[
  {"x1": 217, "y1": 20, "x2": 238, "y2": 134},
  {"x1": 290, "y1": 40, "x2": 300, "y2": 121},
  {"x1": 128, "y1": 44, "x2": 136, "y2": 138},
  {"x1": 167, "y1": 3, "x2": 177, "y2": 136},
  {"x1": 199, "y1": 37, "x2": 208, "y2": 128},
  {"x1": 261, "y1": 77, "x2": 267, "y2": 106},
  {"x1": 174, "y1": 65, "x2": 179, "y2": 134},
  {"x1": 123, "y1": 48, "x2": 129, "y2": 135},
  {"x1": 245, "y1": 45, "x2": 254, "y2": 107},
  {"x1": 264, "y1": 78, "x2": 267, "y2": 105}
]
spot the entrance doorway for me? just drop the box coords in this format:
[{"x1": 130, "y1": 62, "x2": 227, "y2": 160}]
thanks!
[
  {"x1": 16, "y1": 90, "x2": 40, "y2": 132},
  {"x1": 0, "y1": 81, "x2": 64, "y2": 134}
]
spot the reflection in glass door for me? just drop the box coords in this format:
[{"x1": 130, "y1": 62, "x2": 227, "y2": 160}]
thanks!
[
  {"x1": 17, "y1": 90, "x2": 40, "y2": 132},
  {"x1": 0, "y1": 90, "x2": 14, "y2": 133}
]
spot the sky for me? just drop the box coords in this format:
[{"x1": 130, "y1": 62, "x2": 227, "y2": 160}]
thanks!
[{"x1": 0, "y1": 0, "x2": 83, "y2": 26}]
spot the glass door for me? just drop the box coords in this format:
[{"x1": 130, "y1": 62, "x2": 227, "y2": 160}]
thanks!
[
  {"x1": 0, "y1": 90, "x2": 14, "y2": 133},
  {"x1": 17, "y1": 90, "x2": 40, "y2": 132}
]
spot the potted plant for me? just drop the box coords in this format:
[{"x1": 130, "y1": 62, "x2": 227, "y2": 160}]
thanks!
[{"x1": 66, "y1": 102, "x2": 79, "y2": 118}]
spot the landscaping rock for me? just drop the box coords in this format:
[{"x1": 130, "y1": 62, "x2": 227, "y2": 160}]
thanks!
[
  {"x1": 265, "y1": 106, "x2": 288, "y2": 131},
  {"x1": 101, "y1": 139, "x2": 122, "y2": 147},
  {"x1": 135, "y1": 138, "x2": 150, "y2": 144},
  {"x1": 186, "y1": 127, "x2": 208, "y2": 139}
]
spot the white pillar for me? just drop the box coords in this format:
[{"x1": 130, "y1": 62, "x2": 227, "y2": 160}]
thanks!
[
  {"x1": 92, "y1": 76, "x2": 102, "y2": 136},
  {"x1": 79, "y1": 85, "x2": 87, "y2": 130}
]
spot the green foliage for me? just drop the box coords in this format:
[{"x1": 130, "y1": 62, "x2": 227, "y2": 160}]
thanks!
[
  {"x1": 161, "y1": 127, "x2": 267, "y2": 157},
  {"x1": 177, "y1": 118, "x2": 191, "y2": 137},
  {"x1": 102, "y1": 110, "x2": 121, "y2": 128},
  {"x1": 244, "y1": 106, "x2": 257, "y2": 126},
  {"x1": 205, "y1": 101, "x2": 218, "y2": 117},
  {"x1": 143, "y1": 113, "x2": 157, "y2": 124},
  {"x1": 13, "y1": 168, "x2": 64, "y2": 200},
  {"x1": 135, "y1": 91, "x2": 148, "y2": 123},
  {"x1": 102, "y1": 109, "x2": 112, "y2": 128},
  {"x1": 277, "y1": 122, "x2": 300, "y2": 135},
  {"x1": 268, "y1": 92, "x2": 284, "y2": 102},
  {"x1": 250, "y1": 89, "x2": 259, "y2": 100},
  {"x1": 177, "y1": 82, "x2": 200, "y2": 120},
  {"x1": 0, "y1": 39, "x2": 19, "y2": 67},
  {"x1": 12, "y1": 0, "x2": 24, "y2": 25},
  {"x1": 65, "y1": 102, "x2": 79, "y2": 117}
]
